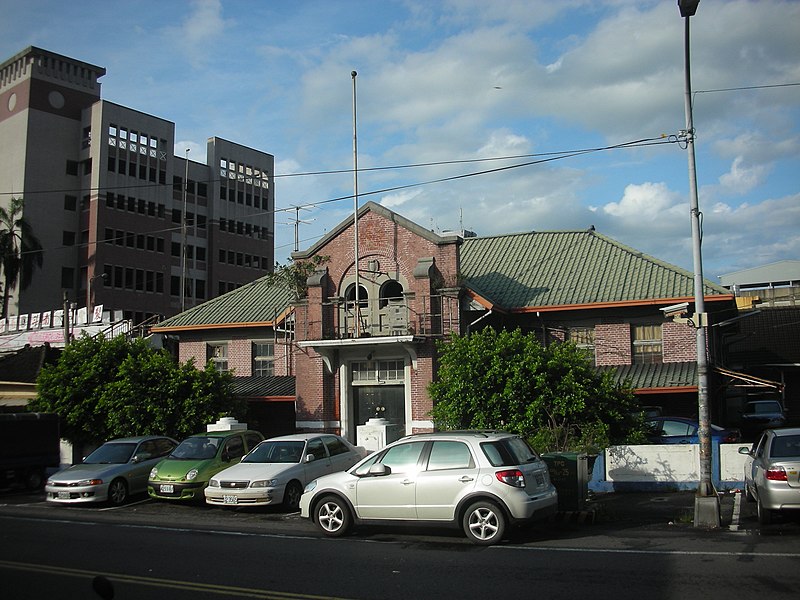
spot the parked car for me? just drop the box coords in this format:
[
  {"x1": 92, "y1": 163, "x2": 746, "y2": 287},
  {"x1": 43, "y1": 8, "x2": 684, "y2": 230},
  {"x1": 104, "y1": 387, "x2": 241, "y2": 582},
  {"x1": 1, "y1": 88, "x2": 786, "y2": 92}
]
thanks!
[
  {"x1": 205, "y1": 433, "x2": 368, "y2": 510},
  {"x1": 45, "y1": 436, "x2": 177, "y2": 505},
  {"x1": 148, "y1": 429, "x2": 263, "y2": 502},
  {"x1": 739, "y1": 427, "x2": 800, "y2": 525},
  {"x1": 644, "y1": 416, "x2": 741, "y2": 444},
  {"x1": 740, "y1": 400, "x2": 787, "y2": 439},
  {"x1": 300, "y1": 430, "x2": 558, "y2": 545}
]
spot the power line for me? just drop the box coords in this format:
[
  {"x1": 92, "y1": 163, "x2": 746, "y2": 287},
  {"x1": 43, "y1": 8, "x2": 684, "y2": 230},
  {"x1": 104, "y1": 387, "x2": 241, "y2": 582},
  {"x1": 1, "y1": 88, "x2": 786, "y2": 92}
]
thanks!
[{"x1": 14, "y1": 135, "x2": 677, "y2": 260}]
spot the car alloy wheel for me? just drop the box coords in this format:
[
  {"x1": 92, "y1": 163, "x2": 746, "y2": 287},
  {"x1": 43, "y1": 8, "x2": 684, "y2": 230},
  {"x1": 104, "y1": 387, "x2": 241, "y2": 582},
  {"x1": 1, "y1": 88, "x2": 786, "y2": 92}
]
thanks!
[
  {"x1": 463, "y1": 501, "x2": 506, "y2": 545},
  {"x1": 315, "y1": 495, "x2": 352, "y2": 537},
  {"x1": 108, "y1": 478, "x2": 128, "y2": 506}
]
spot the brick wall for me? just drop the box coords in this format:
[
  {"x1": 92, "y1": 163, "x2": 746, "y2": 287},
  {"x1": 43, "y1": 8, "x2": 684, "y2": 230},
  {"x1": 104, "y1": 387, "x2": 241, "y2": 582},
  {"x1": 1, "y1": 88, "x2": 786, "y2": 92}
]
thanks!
[
  {"x1": 595, "y1": 323, "x2": 632, "y2": 366},
  {"x1": 663, "y1": 321, "x2": 697, "y2": 363}
]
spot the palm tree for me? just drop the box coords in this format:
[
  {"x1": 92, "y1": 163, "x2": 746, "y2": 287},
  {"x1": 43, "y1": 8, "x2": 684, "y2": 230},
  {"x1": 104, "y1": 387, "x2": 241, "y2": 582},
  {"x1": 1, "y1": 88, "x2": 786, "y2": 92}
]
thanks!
[{"x1": 0, "y1": 197, "x2": 44, "y2": 318}]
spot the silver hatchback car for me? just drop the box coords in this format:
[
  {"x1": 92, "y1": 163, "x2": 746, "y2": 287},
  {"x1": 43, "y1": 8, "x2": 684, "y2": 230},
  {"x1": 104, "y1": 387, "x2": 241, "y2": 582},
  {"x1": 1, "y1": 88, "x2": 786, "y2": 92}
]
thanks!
[
  {"x1": 300, "y1": 430, "x2": 558, "y2": 545},
  {"x1": 739, "y1": 427, "x2": 800, "y2": 525}
]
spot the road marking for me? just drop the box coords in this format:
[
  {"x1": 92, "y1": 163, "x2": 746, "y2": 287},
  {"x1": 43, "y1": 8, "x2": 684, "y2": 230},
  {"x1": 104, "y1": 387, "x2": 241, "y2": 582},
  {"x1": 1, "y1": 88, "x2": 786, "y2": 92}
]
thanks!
[{"x1": 0, "y1": 559, "x2": 355, "y2": 599}]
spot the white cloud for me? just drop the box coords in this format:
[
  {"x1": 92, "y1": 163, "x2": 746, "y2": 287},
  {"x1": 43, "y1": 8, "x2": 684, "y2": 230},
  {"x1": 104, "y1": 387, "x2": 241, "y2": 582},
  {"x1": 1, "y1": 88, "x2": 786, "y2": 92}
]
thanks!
[
  {"x1": 718, "y1": 156, "x2": 770, "y2": 195},
  {"x1": 602, "y1": 182, "x2": 683, "y2": 221}
]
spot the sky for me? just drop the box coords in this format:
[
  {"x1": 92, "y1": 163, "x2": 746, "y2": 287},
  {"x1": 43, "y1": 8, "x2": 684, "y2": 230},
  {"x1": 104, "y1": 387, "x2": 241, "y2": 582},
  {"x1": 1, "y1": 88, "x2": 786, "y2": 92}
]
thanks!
[{"x1": 2, "y1": 0, "x2": 798, "y2": 281}]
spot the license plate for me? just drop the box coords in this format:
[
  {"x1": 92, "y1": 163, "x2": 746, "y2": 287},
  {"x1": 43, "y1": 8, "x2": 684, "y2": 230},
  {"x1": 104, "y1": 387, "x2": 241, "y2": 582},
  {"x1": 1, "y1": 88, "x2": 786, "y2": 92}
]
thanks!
[
  {"x1": 58, "y1": 491, "x2": 70, "y2": 499},
  {"x1": 159, "y1": 484, "x2": 174, "y2": 494},
  {"x1": 223, "y1": 495, "x2": 238, "y2": 505}
]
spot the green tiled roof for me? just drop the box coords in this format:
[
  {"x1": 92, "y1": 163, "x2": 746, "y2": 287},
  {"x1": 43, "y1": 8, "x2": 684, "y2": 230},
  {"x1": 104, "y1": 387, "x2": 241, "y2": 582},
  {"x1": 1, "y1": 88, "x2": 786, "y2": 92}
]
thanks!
[
  {"x1": 152, "y1": 276, "x2": 294, "y2": 330},
  {"x1": 599, "y1": 362, "x2": 698, "y2": 391},
  {"x1": 460, "y1": 230, "x2": 729, "y2": 310}
]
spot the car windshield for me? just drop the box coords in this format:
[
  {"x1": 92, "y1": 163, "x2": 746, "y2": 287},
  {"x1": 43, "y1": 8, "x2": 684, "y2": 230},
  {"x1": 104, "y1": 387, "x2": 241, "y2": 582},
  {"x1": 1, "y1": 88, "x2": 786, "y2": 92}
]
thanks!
[
  {"x1": 170, "y1": 436, "x2": 220, "y2": 460},
  {"x1": 84, "y1": 442, "x2": 137, "y2": 464},
  {"x1": 481, "y1": 437, "x2": 539, "y2": 467},
  {"x1": 243, "y1": 441, "x2": 305, "y2": 464}
]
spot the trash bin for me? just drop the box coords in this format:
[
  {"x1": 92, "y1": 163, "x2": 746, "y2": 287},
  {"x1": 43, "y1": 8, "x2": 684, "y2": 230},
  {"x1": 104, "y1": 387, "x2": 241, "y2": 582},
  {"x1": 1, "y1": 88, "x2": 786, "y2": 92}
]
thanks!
[{"x1": 541, "y1": 452, "x2": 589, "y2": 512}]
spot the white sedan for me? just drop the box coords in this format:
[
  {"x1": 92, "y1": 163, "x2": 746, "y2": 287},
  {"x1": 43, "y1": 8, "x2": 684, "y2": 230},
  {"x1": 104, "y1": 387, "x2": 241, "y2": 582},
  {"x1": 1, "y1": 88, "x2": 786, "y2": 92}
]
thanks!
[{"x1": 204, "y1": 433, "x2": 368, "y2": 510}]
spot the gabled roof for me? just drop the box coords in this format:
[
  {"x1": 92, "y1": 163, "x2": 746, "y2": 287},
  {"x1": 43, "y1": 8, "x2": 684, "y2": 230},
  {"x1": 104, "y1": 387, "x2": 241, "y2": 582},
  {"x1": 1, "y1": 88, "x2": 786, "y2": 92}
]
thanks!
[
  {"x1": 460, "y1": 229, "x2": 731, "y2": 311},
  {"x1": 152, "y1": 276, "x2": 294, "y2": 332},
  {"x1": 292, "y1": 201, "x2": 460, "y2": 259}
]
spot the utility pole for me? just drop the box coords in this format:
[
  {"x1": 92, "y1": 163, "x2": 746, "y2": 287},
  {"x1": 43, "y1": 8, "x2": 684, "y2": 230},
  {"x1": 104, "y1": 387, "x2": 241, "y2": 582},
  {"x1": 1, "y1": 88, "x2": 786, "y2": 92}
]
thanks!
[
  {"x1": 677, "y1": 0, "x2": 719, "y2": 528},
  {"x1": 351, "y1": 70, "x2": 361, "y2": 338}
]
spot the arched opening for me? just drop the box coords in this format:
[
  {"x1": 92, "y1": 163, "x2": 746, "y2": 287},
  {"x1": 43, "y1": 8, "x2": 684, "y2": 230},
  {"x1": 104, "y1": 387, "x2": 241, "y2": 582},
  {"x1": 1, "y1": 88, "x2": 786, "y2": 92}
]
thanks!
[{"x1": 379, "y1": 280, "x2": 404, "y2": 308}]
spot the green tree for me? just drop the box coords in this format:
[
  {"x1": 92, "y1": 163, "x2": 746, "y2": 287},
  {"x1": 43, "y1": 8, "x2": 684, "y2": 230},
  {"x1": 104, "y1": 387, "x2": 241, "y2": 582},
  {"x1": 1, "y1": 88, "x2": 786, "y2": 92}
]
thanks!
[
  {"x1": 29, "y1": 334, "x2": 244, "y2": 447},
  {"x1": 265, "y1": 255, "x2": 330, "y2": 300},
  {"x1": 428, "y1": 327, "x2": 645, "y2": 454},
  {"x1": 0, "y1": 197, "x2": 44, "y2": 318}
]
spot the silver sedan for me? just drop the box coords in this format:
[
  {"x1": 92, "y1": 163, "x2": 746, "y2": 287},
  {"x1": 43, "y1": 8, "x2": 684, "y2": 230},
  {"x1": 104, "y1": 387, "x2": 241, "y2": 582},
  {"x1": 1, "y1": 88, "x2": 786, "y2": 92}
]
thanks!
[
  {"x1": 739, "y1": 427, "x2": 800, "y2": 525},
  {"x1": 46, "y1": 436, "x2": 177, "y2": 506}
]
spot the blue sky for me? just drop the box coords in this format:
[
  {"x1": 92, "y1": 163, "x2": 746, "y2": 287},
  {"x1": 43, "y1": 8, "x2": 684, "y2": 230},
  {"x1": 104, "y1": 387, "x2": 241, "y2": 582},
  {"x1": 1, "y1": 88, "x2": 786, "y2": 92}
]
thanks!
[{"x1": 2, "y1": 0, "x2": 798, "y2": 279}]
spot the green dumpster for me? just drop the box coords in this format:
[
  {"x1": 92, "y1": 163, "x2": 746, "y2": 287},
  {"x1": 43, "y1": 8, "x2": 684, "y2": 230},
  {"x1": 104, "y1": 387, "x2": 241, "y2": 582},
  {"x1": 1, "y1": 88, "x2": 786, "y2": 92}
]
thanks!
[{"x1": 541, "y1": 452, "x2": 589, "y2": 512}]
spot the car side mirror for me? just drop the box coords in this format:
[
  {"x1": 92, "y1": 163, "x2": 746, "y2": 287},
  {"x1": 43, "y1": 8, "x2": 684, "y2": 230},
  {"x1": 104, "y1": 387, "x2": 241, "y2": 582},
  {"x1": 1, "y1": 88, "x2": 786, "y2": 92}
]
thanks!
[
  {"x1": 131, "y1": 455, "x2": 141, "y2": 464},
  {"x1": 305, "y1": 454, "x2": 315, "y2": 463},
  {"x1": 368, "y1": 463, "x2": 391, "y2": 476},
  {"x1": 738, "y1": 446, "x2": 752, "y2": 456}
]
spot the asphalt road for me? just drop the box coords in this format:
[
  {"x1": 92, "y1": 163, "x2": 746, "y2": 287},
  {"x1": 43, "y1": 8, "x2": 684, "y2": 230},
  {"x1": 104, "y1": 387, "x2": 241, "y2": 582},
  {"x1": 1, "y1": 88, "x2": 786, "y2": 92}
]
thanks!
[{"x1": 1, "y1": 488, "x2": 799, "y2": 600}]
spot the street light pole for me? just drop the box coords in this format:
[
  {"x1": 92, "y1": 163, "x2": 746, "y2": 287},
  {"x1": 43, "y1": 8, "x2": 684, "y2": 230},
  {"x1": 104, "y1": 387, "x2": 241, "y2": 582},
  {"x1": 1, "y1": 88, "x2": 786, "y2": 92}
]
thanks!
[{"x1": 678, "y1": 0, "x2": 719, "y2": 528}]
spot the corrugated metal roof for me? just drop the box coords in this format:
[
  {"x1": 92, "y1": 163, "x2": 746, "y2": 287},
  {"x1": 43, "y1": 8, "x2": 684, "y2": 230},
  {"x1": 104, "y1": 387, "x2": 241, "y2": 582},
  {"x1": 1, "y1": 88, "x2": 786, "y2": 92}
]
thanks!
[
  {"x1": 231, "y1": 376, "x2": 295, "y2": 398},
  {"x1": 599, "y1": 362, "x2": 698, "y2": 390},
  {"x1": 152, "y1": 276, "x2": 294, "y2": 331},
  {"x1": 460, "y1": 230, "x2": 730, "y2": 310}
]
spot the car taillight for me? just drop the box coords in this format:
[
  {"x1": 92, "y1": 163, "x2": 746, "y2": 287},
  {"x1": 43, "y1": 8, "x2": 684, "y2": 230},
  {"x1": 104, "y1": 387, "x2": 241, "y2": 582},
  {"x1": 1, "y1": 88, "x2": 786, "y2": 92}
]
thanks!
[
  {"x1": 723, "y1": 430, "x2": 741, "y2": 443},
  {"x1": 495, "y1": 469, "x2": 525, "y2": 488},
  {"x1": 766, "y1": 467, "x2": 788, "y2": 481}
]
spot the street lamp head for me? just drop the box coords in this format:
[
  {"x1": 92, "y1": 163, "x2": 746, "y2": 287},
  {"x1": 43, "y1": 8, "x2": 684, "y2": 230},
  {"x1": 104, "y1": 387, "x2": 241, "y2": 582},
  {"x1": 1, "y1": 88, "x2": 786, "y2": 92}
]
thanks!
[
  {"x1": 678, "y1": 0, "x2": 699, "y2": 17},
  {"x1": 351, "y1": 70, "x2": 357, "y2": 78}
]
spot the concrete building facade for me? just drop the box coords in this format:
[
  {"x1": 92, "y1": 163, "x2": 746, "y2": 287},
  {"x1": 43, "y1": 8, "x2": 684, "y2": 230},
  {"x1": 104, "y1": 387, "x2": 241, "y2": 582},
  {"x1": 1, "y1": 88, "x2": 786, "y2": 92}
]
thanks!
[{"x1": 0, "y1": 47, "x2": 274, "y2": 325}]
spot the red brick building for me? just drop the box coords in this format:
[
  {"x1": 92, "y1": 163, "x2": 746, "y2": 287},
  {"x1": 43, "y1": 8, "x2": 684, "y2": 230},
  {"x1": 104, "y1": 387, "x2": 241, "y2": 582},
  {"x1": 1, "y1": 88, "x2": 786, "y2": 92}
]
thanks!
[{"x1": 152, "y1": 202, "x2": 736, "y2": 443}]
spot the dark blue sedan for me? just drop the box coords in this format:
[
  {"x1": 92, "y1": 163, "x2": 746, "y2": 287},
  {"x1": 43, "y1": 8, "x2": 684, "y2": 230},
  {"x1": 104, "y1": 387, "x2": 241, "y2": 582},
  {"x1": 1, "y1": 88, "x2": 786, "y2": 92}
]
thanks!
[{"x1": 645, "y1": 416, "x2": 741, "y2": 444}]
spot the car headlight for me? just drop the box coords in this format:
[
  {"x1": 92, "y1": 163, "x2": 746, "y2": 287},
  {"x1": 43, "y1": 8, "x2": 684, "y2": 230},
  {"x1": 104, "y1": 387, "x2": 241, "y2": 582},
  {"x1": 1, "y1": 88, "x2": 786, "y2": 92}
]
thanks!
[
  {"x1": 250, "y1": 479, "x2": 278, "y2": 488},
  {"x1": 149, "y1": 467, "x2": 158, "y2": 479},
  {"x1": 304, "y1": 480, "x2": 317, "y2": 493},
  {"x1": 77, "y1": 479, "x2": 103, "y2": 486},
  {"x1": 186, "y1": 469, "x2": 198, "y2": 481},
  {"x1": 208, "y1": 479, "x2": 220, "y2": 488}
]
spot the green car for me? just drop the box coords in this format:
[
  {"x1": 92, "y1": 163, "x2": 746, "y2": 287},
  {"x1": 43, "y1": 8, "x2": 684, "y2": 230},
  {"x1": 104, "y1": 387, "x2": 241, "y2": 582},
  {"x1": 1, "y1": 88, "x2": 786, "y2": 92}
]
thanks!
[{"x1": 148, "y1": 429, "x2": 264, "y2": 501}]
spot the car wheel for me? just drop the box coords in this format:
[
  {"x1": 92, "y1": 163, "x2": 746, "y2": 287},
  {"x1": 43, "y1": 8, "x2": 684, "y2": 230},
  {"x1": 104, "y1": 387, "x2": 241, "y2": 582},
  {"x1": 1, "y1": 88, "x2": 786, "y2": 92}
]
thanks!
[
  {"x1": 462, "y1": 501, "x2": 506, "y2": 546},
  {"x1": 315, "y1": 495, "x2": 352, "y2": 537},
  {"x1": 24, "y1": 468, "x2": 45, "y2": 490},
  {"x1": 108, "y1": 478, "x2": 129, "y2": 506},
  {"x1": 283, "y1": 480, "x2": 303, "y2": 511},
  {"x1": 756, "y1": 496, "x2": 773, "y2": 526}
]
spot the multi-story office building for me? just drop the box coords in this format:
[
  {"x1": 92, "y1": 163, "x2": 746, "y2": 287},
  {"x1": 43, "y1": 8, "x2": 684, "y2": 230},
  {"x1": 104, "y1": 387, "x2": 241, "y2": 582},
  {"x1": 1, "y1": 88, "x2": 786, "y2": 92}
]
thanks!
[{"x1": 0, "y1": 47, "x2": 274, "y2": 325}]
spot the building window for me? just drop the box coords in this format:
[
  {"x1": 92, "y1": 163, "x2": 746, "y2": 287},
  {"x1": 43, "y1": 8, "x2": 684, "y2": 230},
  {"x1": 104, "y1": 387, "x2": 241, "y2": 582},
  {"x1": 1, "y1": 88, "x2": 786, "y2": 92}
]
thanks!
[
  {"x1": 252, "y1": 341, "x2": 274, "y2": 376},
  {"x1": 64, "y1": 195, "x2": 77, "y2": 211},
  {"x1": 632, "y1": 324, "x2": 663, "y2": 364},
  {"x1": 62, "y1": 231, "x2": 76, "y2": 246},
  {"x1": 61, "y1": 267, "x2": 74, "y2": 289},
  {"x1": 207, "y1": 343, "x2": 229, "y2": 372},
  {"x1": 352, "y1": 360, "x2": 404, "y2": 383}
]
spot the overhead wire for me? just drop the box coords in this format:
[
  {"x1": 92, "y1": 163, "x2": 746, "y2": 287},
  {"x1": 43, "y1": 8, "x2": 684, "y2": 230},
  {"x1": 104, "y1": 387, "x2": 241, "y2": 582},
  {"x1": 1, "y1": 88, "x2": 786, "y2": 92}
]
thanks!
[{"x1": 12, "y1": 135, "x2": 678, "y2": 259}]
